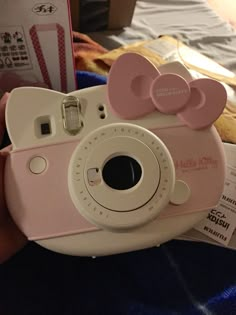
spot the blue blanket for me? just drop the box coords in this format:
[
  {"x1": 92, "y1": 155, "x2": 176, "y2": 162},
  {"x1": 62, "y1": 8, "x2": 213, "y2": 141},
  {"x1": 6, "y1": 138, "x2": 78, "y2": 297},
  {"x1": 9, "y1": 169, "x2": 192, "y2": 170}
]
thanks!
[{"x1": 1, "y1": 72, "x2": 236, "y2": 315}]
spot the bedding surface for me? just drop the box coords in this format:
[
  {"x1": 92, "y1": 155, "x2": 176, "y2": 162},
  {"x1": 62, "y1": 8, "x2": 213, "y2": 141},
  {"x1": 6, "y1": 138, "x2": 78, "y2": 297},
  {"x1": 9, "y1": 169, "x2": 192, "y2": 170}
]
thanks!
[{"x1": 89, "y1": 0, "x2": 236, "y2": 74}]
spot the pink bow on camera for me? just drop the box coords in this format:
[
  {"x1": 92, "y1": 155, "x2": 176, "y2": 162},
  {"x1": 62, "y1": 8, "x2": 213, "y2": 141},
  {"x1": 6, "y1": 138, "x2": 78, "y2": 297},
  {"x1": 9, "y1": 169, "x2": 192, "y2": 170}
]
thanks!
[{"x1": 107, "y1": 53, "x2": 227, "y2": 130}]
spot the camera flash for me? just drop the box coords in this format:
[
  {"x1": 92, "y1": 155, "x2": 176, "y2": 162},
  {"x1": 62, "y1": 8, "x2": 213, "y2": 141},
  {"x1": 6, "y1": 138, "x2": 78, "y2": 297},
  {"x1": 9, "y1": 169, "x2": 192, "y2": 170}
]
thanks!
[{"x1": 62, "y1": 96, "x2": 83, "y2": 135}]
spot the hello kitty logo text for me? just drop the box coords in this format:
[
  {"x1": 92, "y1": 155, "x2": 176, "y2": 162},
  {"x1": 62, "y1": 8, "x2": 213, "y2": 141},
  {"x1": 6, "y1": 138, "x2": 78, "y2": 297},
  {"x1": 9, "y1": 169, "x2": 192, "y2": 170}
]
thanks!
[{"x1": 175, "y1": 156, "x2": 218, "y2": 172}]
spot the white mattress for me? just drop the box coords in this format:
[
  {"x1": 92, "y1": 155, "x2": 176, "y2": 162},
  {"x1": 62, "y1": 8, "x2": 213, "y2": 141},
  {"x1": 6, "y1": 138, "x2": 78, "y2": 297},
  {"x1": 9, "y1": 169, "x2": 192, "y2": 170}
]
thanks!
[{"x1": 89, "y1": 0, "x2": 236, "y2": 74}]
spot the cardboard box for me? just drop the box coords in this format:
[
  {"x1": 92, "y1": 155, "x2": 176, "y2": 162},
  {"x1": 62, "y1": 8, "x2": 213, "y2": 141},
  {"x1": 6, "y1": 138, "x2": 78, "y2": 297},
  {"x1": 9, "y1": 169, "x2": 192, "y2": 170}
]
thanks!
[
  {"x1": 70, "y1": 0, "x2": 137, "y2": 32},
  {"x1": 0, "y1": 1, "x2": 76, "y2": 95}
]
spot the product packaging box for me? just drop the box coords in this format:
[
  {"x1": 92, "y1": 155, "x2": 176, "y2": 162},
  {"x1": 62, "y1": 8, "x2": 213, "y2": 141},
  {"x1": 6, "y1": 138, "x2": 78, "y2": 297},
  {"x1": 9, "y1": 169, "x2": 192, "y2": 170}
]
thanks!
[
  {"x1": 70, "y1": 0, "x2": 137, "y2": 32},
  {"x1": 0, "y1": 1, "x2": 76, "y2": 96}
]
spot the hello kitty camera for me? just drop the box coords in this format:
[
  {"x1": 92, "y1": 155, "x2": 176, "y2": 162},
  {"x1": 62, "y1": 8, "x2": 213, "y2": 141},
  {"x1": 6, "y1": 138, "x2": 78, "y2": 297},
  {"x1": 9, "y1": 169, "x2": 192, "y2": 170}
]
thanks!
[{"x1": 4, "y1": 53, "x2": 227, "y2": 256}]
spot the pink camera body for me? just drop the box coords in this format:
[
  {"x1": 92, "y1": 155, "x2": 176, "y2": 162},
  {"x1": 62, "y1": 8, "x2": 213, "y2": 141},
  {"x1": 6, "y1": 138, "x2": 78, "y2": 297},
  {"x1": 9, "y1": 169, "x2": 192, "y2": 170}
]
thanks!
[{"x1": 4, "y1": 53, "x2": 227, "y2": 256}]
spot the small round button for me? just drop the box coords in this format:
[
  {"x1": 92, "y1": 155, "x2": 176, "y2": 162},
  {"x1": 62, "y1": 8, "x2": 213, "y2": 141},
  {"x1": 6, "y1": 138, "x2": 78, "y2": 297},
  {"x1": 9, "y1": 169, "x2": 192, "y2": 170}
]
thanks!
[
  {"x1": 170, "y1": 180, "x2": 191, "y2": 205},
  {"x1": 29, "y1": 156, "x2": 47, "y2": 174}
]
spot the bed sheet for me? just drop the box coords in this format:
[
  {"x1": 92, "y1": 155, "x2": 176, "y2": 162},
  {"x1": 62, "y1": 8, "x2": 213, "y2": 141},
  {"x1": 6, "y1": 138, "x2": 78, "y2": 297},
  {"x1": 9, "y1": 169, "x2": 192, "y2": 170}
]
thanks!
[{"x1": 89, "y1": 0, "x2": 236, "y2": 75}]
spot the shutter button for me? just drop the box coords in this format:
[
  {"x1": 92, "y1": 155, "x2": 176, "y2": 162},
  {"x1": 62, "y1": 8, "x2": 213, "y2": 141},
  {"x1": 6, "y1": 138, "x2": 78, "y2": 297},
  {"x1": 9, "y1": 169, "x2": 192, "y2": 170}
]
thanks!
[{"x1": 29, "y1": 156, "x2": 47, "y2": 174}]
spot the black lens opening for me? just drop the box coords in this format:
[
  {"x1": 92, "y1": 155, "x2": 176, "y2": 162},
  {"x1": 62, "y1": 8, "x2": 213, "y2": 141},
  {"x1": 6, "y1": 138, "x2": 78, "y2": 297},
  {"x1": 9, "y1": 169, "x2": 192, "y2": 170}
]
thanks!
[{"x1": 102, "y1": 155, "x2": 142, "y2": 190}]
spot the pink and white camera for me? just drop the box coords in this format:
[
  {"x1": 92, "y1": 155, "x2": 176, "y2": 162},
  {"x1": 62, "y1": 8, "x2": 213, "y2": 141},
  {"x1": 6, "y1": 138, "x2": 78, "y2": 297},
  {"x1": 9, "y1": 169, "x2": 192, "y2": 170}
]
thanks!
[{"x1": 4, "y1": 53, "x2": 227, "y2": 256}]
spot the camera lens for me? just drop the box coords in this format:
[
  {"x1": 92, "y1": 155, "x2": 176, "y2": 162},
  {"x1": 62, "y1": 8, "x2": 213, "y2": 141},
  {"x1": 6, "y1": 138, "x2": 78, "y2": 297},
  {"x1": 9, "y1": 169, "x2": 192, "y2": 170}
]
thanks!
[{"x1": 102, "y1": 156, "x2": 142, "y2": 190}]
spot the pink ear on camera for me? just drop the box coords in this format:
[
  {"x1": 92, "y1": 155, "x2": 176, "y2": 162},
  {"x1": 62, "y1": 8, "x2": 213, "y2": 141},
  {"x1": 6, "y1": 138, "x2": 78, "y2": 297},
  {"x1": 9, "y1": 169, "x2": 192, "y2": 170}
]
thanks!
[
  {"x1": 177, "y1": 78, "x2": 227, "y2": 129},
  {"x1": 107, "y1": 52, "x2": 158, "y2": 119}
]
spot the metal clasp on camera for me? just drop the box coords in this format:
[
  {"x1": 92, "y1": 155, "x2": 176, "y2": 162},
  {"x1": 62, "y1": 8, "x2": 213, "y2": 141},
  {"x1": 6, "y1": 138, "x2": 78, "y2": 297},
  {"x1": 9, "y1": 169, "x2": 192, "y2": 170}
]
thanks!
[{"x1": 61, "y1": 96, "x2": 83, "y2": 135}]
